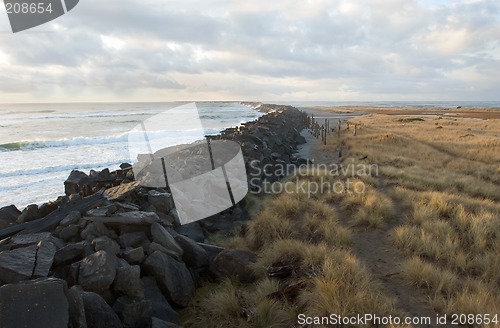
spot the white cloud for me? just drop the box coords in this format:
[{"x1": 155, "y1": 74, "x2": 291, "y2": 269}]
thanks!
[{"x1": 0, "y1": 0, "x2": 499, "y2": 102}]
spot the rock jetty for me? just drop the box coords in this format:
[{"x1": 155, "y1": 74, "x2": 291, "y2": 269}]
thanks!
[{"x1": 0, "y1": 104, "x2": 308, "y2": 328}]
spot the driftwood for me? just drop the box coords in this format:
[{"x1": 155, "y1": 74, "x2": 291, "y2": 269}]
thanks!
[{"x1": 0, "y1": 192, "x2": 104, "y2": 240}]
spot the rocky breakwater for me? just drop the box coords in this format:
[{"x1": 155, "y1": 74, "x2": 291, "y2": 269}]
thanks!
[{"x1": 0, "y1": 104, "x2": 309, "y2": 328}]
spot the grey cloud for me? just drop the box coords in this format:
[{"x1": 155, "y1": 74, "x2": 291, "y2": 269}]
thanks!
[{"x1": 0, "y1": 0, "x2": 499, "y2": 100}]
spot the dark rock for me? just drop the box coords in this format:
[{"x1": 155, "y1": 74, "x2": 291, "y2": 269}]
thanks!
[
  {"x1": 151, "y1": 317, "x2": 182, "y2": 328},
  {"x1": 65, "y1": 170, "x2": 92, "y2": 196},
  {"x1": 92, "y1": 236, "x2": 120, "y2": 254},
  {"x1": 175, "y1": 221, "x2": 204, "y2": 242},
  {"x1": 70, "y1": 193, "x2": 83, "y2": 201},
  {"x1": 113, "y1": 265, "x2": 144, "y2": 298},
  {"x1": 197, "y1": 242, "x2": 224, "y2": 262},
  {"x1": 61, "y1": 211, "x2": 82, "y2": 226},
  {"x1": 113, "y1": 296, "x2": 152, "y2": 328},
  {"x1": 33, "y1": 240, "x2": 57, "y2": 278},
  {"x1": 81, "y1": 220, "x2": 116, "y2": 241},
  {"x1": 95, "y1": 168, "x2": 112, "y2": 181},
  {"x1": 147, "y1": 242, "x2": 181, "y2": 260},
  {"x1": 0, "y1": 246, "x2": 36, "y2": 283},
  {"x1": 121, "y1": 247, "x2": 145, "y2": 265},
  {"x1": 168, "y1": 209, "x2": 181, "y2": 225},
  {"x1": 0, "y1": 278, "x2": 69, "y2": 328},
  {"x1": 7, "y1": 232, "x2": 62, "y2": 250},
  {"x1": 78, "y1": 251, "x2": 118, "y2": 293},
  {"x1": 107, "y1": 211, "x2": 160, "y2": 225},
  {"x1": 0, "y1": 205, "x2": 21, "y2": 228},
  {"x1": 142, "y1": 251, "x2": 195, "y2": 307},
  {"x1": 60, "y1": 224, "x2": 80, "y2": 241},
  {"x1": 209, "y1": 249, "x2": 257, "y2": 283},
  {"x1": 142, "y1": 276, "x2": 179, "y2": 324},
  {"x1": 148, "y1": 190, "x2": 174, "y2": 214},
  {"x1": 117, "y1": 232, "x2": 147, "y2": 248},
  {"x1": 151, "y1": 222, "x2": 183, "y2": 260},
  {"x1": 174, "y1": 234, "x2": 208, "y2": 268},
  {"x1": 86, "y1": 208, "x2": 110, "y2": 217},
  {"x1": 80, "y1": 291, "x2": 123, "y2": 328},
  {"x1": 17, "y1": 204, "x2": 40, "y2": 223},
  {"x1": 66, "y1": 286, "x2": 87, "y2": 328},
  {"x1": 115, "y1": 202, "x2": 140, "y2": 212},
  {"x1": 38, "y1": 202, "x2": 58, "y2": 218},
  {"x1": 102, "y1": 203, "x2": 119, "y2": 215},
  {"x1": 120, "y1": 163, "x2": 132, "y2": 170},
  {"x1": 54, "y1": 242, "x2": 85, "y2": 266}
]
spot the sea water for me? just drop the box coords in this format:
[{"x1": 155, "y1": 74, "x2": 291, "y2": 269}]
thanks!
[{"x1": 0, "y1": 102, "x2": 262, "y2": 209}]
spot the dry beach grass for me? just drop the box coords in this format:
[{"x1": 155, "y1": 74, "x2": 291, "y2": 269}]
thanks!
[{"x1": 182, "y1": 108, "x2": 500, "y2": 327}]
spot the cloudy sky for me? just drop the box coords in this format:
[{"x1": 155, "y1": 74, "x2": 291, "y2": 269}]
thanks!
[{"x1": 0, "y1": 0, "x2": 499, "y2": 103}]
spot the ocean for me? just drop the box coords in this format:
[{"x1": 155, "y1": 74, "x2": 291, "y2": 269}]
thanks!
[{"x1": 0, "y1": 102, "x2": 263, "y2": 210}]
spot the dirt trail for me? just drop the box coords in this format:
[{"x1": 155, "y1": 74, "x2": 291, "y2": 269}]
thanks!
[
  {"x1": 347, "y1": 193, "x2": 455, "y2": 328},
  {"x1": 301, "y1": 130, "x2": 460, "y2": 328}
]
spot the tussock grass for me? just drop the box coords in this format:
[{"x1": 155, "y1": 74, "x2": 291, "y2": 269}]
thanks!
[
  {"x1": 182, "y1": 278, "x2": 297, "y2": 328},
  {"x1": 245, "y1": 193, "x2": 351, "y2": 250},
  {"x1": 299, "y1": 256, "x2": 396, "y2": 318},
  {"x1": 343, "y1": 114, "x2": 500, "y2": 323},
  {"x1": 403, "y1": 257, "x2": 459, "y2": 297}
]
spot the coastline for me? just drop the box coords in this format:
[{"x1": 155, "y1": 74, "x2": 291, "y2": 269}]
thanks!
[{"x1": 0, "y1": 103, "x2": 310, "y2": 328}]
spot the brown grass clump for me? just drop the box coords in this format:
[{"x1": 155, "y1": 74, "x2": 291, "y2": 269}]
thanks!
[{"x1": 183, "y1": 111, "x2": 500, "y2": 327}]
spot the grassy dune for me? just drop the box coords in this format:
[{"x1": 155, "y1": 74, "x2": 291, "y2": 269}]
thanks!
[{"x1": 183, "y1": 111, "x2": 499, "y2": 327}]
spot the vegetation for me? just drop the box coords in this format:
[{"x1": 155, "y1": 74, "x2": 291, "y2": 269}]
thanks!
[{"x1": 183, "y1": 112, "x2": 500, "y2": 327}]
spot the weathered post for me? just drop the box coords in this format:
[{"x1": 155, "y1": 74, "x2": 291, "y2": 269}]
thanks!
[{"x1": 354, "y1": 124, "x2": 357, "y2": 136}]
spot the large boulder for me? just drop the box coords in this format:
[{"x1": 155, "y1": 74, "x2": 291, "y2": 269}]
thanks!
[
  {"x1": 66, "y1": 286, "x2": 87, "y2": 328},
  {"x1": 33, "y1": 240, "x2": 57, "y2": 278},
  {"x1": 148, "y1": 190, "x2": 174, "y2": 214},
  {"x1": 78, "y1": 251, "x2": 118, "y2": 293},
  {"x1": 174, "y1": 234, "x2": 208, "y2": 268},
  {"x1": 113, "y1": 296, "x2": 152, "y2": 328},
  {"x1": 59, "y1": 224, "x2": 80, "y2": 241},
  {"x1": 150, "y1": 223, "x2": 183, "y2": 260},
  {"x1": 17, "y1": 204, "x2": 40, "y2": 223},
  {"x1": 92, "y1": 236, "x2": 120, "y2": 254},
  {"x1": 60, "y1": 211, "x2": 82, "y2": 226},
  {"x1": 6, "y1": 232, "x2": 63, "y2": 250},
  {"x1": 0, "y1": 241, "x2": 56, "y2": 284},
  {"x1": 209, "y1": 249, "x2": 258, "y2": 283},
  {"x1": 81, "y1": 220, "x2": 116, "y2": 241},
  {"x1": 142, "y1": 276, "x2": 179, "y2": 324},
  {"x1": 121, "y1": 247, "x2": 145, "y2": 265},
  {"x1": 38, "y1": 202, "x2": 58, "y2": 218},
  {"x1": 53, "y1": 242, "x2": 85, "y2": 266},
  {"x1": 113, "y1": 265, "x2": 144, "y2": 298},
  {"x1": 117, "y1": 232, "x2": 147, "y2": 248},
  {"x1": 142, "y1": 251, "x2": 195, "y2": 307},
  {"x1": 0, "y1": 205, "x2": 21, "y2": 228},
  {"x1": 0, "y1": 246, "x2": 37, "y2": 283},
  {"x1": 80, "y1": 291, "x2": 123, "y2": 328},
  {"x1": 174, "y1": 221, "x2": 204, "y2": 242},
  {"x1": 64, "y1": 170, "x2": 93, "y2": 196},
  {"x1": 0, "y1": 278, "x2": 69, "y2": 328}
]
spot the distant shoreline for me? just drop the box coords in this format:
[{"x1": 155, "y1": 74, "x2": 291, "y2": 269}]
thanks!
[{"x1": 300, "y1": 105, "x2": 500, "y2": 120}]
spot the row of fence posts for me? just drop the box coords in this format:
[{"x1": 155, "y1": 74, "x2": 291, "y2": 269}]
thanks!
[{"x1": 306, "y1": 114, "x2": 358, "y2": 157}]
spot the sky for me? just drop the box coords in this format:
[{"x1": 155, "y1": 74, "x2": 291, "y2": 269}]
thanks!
[{"x1": 0, "y1": 0, "x2": 499, "y2": 103}]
